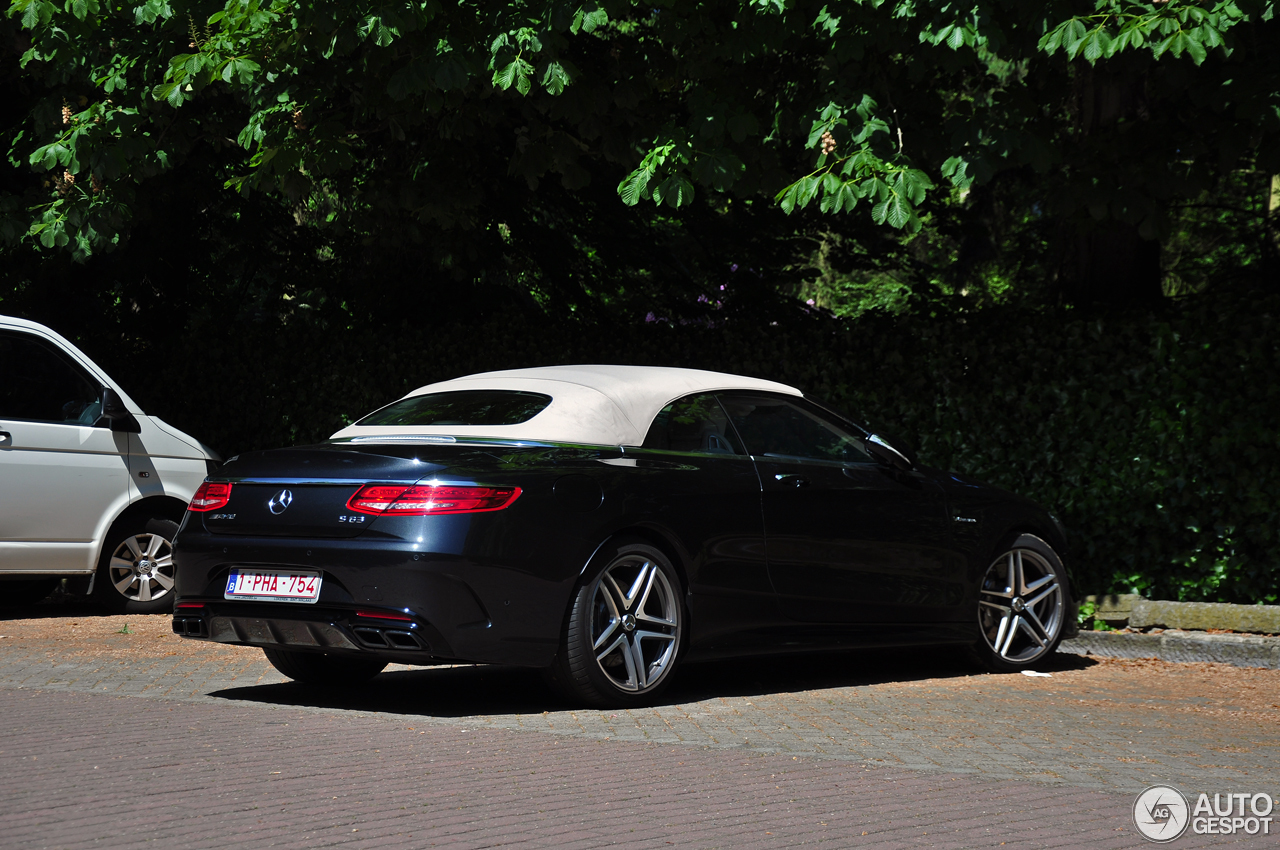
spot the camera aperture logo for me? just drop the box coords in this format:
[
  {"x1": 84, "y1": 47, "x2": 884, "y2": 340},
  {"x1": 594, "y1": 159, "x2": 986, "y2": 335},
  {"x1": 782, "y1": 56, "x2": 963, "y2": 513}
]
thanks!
[
  {"x1": 1134, "y1": 786, "x2": 1190, "y2": 842},
  {"x1": 1133, "y1": 785, "x2": 1276, "y2": 841}
]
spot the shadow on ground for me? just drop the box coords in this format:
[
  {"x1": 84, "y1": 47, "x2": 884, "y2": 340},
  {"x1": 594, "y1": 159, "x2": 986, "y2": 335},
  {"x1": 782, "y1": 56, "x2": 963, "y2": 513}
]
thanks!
[
  {"x1": 0, "y1": 594, "x2": 105, "y2": 620},
  {"x1": 209, "y1": 648, "x2": 1097, "y2": 717}
]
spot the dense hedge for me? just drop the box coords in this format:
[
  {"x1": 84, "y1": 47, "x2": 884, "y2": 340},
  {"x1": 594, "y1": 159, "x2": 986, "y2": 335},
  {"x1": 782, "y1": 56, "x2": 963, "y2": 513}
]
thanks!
[{"x1": 116, "y1": 291, "x2": 1279, "y2": 604}]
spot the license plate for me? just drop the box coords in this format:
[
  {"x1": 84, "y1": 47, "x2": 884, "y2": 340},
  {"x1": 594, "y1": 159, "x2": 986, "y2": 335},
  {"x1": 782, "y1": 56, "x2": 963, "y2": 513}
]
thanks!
[{"x1": 224, "y1": 569, "x2": 322, "y2": 604}]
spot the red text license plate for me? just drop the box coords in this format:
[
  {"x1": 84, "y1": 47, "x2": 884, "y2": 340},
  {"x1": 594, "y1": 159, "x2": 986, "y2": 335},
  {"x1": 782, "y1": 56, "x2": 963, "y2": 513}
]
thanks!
[{"x1": 225, "y1": 569, "x2": 322, "y2": 604}]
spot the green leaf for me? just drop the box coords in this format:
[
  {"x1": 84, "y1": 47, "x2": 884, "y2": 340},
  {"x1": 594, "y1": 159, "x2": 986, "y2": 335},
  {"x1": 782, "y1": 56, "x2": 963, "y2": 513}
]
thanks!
[
  {"x1": 1184, "y1": 33, "x2": 1208, "y2": 64},
  {"x1": 435, "y1": 57, "x2": 469, "y2": 91},
  {"x1": 652, "y1": 174, "x2": 694, "y2": 208},
  {"x1": 151, "y1": 82, "x2": 185, "y2": 107},
  {"x1": 388, "y1": 59, "x2": 431, "y2": 100},
  {"x1": 541, "y1": 61, "x2": 570, "y2": 96},
  {"x1": 728, "y1": 112, "x2": 758, "y2": 143},
  {"x1": 775, "y1": 179, "x2": 803, "y2": 214},
  {"x1": 617, "y1": 167, "x2": 653, "y2": 206},
  {"x1": 1080, "y1": 28, "x2": 1111, "y2": 63},
  {"x1": 572, "y1": 5, "x2": 608, "y2": 34},
  {"x1": 692, "y1": 150, "x2": 745, "y2": 191}
]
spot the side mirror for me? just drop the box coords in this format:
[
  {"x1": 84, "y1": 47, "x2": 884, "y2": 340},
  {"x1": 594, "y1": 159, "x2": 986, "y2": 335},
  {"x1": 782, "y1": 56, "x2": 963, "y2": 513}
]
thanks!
[
  {"x1": 866, "y1": 433, "x2": 913, "y2": 471},
  {"x1": 100, "y1": 387, "x2": 141, "y2": 433}
]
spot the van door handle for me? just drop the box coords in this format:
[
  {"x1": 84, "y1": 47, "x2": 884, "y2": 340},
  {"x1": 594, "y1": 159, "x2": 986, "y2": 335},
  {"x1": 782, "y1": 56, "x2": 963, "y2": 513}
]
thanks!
[
  {"x1": 774, "y1": 473, "x2": 809, "y2": 488},
  {"x1": 0, "y1": 431, "x2": 10, "y2": 446}
]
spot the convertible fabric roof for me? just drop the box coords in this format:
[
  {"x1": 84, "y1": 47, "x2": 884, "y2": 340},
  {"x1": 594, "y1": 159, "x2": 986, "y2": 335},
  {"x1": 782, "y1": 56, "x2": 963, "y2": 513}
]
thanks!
[{"x1": 330, "y1": 365, "x2": 802, "y2": 446}]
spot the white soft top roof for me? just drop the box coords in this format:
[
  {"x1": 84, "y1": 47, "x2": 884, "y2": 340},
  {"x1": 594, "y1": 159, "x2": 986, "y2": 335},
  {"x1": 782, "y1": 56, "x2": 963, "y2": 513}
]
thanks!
[{"x1": 330, "y1": 365, "x2": 802, "y2": 447}]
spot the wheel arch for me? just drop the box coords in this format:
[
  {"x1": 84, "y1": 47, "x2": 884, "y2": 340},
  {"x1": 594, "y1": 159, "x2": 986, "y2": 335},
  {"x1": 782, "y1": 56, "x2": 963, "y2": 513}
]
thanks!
[
  {"x1": 994, "y1": 523, "x2": 1075, "y2": 597},
  {"x1": 984, "y1": 524, "x2": 1080, "y2": 641},
  {"x1": 579, "y1": 522, "x2": 692, "y2": 596},
  {"x1": 95, "y1": 495, "x2": 188, "y2": 565}
]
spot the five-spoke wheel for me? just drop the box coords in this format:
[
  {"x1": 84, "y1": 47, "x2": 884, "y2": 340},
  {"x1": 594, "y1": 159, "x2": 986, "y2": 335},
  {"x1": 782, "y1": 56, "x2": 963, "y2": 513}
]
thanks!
[
  {"x1": 973, "y1": 534, "x2": 1065, "y2": 671},
  {"x1": 95, "y1": 517, "x2": 179, "y2": 614},
  {"x1": 546, "y1": 540, "x2": 684, "y2": 706}
]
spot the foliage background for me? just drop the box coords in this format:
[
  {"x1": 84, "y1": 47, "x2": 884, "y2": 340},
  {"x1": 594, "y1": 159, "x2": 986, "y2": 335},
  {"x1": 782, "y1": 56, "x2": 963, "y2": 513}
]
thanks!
[
  {"x1": 31, "y1": 285, "x2": 1271, "y2": 607},
  {"x1": 2, "y1": 0, "x2": 1279, "y2": 604}
]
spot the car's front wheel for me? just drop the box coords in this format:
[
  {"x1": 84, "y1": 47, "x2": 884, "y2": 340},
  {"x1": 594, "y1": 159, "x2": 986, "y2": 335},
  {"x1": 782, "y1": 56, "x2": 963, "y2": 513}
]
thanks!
[
  {"x1": 970, "y1": 533, "x2": 1067, "y2": 672},
  {"x1": 545, "y1": 540, "x2": 685, "y2": 707},
  {"x1": 262, "y1": 648, "x2": 387, "y2": 686},
  {"x1": 95, "y1": 517, "x2": 179, "y2": 614}
]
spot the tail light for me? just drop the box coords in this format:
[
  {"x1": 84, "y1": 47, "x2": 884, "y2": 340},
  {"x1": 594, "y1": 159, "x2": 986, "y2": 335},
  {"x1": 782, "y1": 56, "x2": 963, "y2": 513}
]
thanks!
[
  {"x1": 189, "y1": 481, "x2": 232, "y2": 511},
  {"x1": 345, "y1": 483, "x2": 521, "y2": 516}
]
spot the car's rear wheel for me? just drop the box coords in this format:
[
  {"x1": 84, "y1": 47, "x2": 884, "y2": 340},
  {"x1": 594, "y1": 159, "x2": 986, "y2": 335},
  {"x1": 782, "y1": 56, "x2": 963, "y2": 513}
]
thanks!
[
  {"x1": 262, "y1": 647, "x2": 387, "y2": 686},
  {"x1": 970, "y1": 533, "x2": 1067, "y2": 672},
  {"x1": 545, "y1": 540, "x2": 685, "y2": 707},
  {"x1": 95, "y1": 517, "x2": 179, "y2": 614}
]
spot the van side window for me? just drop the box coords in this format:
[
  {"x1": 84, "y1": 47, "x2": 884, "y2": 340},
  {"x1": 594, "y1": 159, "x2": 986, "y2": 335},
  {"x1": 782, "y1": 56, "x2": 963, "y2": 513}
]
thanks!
[
  {"x1": 0, "y1": 331, "x2": 103, "y2": 425},
  {"x1": 642, "y1": 393, "x2": 744, "y2": 455}
]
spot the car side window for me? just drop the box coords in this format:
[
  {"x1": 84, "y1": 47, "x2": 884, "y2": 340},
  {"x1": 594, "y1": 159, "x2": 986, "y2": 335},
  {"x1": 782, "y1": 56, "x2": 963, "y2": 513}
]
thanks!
[
  {"x1": 0, "y1": 331, "x2": 104, "y2": 425},
  {"x1": 717, "y1": 394, "x2": 874, "y2": 464},
  {"x1": 643, "y1": 392, "x2": 745, "y2": 455}
]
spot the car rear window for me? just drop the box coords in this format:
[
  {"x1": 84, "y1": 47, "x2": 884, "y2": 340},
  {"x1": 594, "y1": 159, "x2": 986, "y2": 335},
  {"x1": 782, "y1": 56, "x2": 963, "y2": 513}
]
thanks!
[{"x1": 356, "y1": 390, "x2": 553, "y2": 427}]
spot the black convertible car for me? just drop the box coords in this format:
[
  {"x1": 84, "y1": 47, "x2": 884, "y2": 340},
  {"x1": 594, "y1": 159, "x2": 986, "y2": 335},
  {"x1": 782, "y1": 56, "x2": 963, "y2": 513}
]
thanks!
[{"x1": 172, "y1": 366, "x2": 1075, "y2": 706}]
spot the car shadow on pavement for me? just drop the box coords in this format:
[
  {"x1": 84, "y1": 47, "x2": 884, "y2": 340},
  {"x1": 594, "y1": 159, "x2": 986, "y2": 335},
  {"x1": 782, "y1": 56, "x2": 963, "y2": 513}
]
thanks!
[
  {"x1": 0, "y1": 600, "x2": 105, "y2": 620},
  {"x1": 208, "y1": 648, "x2": 1096, "y2": 717}
]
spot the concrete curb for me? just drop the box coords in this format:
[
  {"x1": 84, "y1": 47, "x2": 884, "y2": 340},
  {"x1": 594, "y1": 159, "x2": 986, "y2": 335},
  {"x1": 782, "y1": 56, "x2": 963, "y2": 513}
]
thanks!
[
  {"x1": 1083, "y1": 594, "x2": 1280, "y2": 632},
  {"x1": 1060, "y1": 629, "x2": 1280, "y2": 669}
]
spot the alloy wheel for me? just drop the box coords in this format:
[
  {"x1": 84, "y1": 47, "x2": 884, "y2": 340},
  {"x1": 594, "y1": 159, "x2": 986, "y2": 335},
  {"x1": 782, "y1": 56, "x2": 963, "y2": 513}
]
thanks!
[
  {"x1": 107, "y1": 532, "x2": 176, "y2": 604},
  {"x1": 589, "y1": 555, "x2": 681, "y2": 693},
  {"x1": 978, "y1": 547, "x2": 1064, "y2": 664}
]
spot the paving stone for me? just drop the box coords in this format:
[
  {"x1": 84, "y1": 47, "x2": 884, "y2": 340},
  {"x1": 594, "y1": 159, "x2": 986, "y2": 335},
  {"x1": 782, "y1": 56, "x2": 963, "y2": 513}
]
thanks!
[{"x1": 2, "y1": 612, "x2": 1280, "y2": 847}]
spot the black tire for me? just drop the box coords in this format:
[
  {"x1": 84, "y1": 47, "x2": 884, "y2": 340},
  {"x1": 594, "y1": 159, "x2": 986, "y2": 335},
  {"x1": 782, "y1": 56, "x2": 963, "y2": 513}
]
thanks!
[
  {"x1": 0, "y1": 578, "x2": 61, "y2": 608},
  {"x1": 968, "y1": 533, "x2": 1068, "y2": 672},
  {"x1": 262, "y1": 647, "x2": 387, "y2": 686},
  {"x1": 95, "y1": 517, "x2": 179, "y2": 615},
  {"x1": 544, "y1": 540, "x2": 685, "y2": 708}
]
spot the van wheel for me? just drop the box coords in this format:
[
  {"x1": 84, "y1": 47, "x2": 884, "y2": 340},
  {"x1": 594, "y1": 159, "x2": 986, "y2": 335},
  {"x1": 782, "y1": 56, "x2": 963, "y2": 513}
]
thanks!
[{"x1": 95, "y1": 517, "x2": 179, "y2": 614}]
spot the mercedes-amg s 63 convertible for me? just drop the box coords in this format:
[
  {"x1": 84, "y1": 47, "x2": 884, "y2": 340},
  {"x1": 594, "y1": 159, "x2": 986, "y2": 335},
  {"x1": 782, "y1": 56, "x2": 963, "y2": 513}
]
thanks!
[{"x1": 172, "y1": 365, "x2": 1075, "y2": 706}]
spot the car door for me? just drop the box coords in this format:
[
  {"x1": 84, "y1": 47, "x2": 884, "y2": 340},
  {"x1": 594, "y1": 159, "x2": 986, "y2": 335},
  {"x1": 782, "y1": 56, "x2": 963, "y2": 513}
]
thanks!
[
  {"x1": 0, "y1": 330, "x2": 132, "y2": 573},
  {"x1": 718, "y1": 392, "x2": 964, "y2": 625},
  {"x1": 625, "y1": 392, "x2": 776, "y2": 650}
]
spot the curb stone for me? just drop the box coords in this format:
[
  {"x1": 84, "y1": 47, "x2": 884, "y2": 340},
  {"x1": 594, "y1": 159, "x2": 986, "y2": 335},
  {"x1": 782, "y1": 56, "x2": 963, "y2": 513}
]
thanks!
[
  {"x1": 1061, "y1": 629, "x2": 1280, "y2": 669},
  {"x1": 1130, "y1": 598, "x2": 1280, "y2": 632}
]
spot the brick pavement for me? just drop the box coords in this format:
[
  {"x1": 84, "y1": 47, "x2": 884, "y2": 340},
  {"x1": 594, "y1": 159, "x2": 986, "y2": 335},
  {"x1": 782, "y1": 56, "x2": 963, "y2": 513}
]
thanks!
[
  {"x1": 1, "y1": 612, "x2": 1278, "y2": 848},
  {"x1": 0, "y1": 687, "x2": 1257, "y2": 850}
]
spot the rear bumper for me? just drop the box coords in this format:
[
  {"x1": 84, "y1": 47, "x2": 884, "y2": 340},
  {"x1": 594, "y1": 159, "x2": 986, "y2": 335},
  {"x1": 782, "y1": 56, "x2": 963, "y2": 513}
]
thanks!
[
  {"x1": 172, "y1": 602, "x2": 455, "y2": 663},
  {"x1": 171, "y1": 527, "x2": 579, "y2": 668}
]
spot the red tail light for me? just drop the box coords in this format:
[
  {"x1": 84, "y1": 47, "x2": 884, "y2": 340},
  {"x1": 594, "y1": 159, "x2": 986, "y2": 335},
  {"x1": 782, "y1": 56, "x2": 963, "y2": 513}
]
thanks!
[
  {"x1": 345, "y1": 484, "x2": 521, "y2": 516},
  {"x1": 189, "y1": 481, "x2": 232, "y2": 511}
]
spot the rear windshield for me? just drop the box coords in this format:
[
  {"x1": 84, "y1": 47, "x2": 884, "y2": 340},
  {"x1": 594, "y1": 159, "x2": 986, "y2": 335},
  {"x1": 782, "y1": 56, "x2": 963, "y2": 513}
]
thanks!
[{"x1": 356, "y1": 390, "x2": 552, "y2": 427}]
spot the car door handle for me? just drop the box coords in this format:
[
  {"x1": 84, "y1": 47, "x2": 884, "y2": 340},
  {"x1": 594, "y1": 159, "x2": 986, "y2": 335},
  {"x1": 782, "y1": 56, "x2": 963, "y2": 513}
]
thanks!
[
  {"x1": 0, "y1": 431, "x2": 10, "y2": 446},
  {"x1": 774, "y1": 473, "x2": 809, "y2": 488}
]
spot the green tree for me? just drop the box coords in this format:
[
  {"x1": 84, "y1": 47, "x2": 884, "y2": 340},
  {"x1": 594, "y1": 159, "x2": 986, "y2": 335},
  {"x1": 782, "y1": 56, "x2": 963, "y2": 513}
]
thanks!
[{"x1": 4, "y1": 0, "x2": 1277, "y2": 306}]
